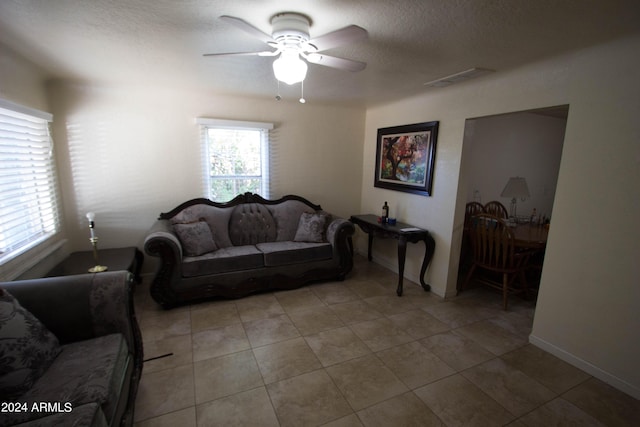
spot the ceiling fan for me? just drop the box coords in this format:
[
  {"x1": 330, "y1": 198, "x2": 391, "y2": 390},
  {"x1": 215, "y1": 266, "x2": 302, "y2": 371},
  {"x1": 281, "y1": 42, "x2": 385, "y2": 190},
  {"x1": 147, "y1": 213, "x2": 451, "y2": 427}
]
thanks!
[{"x1": 204, "y1": 13, "x2": 368, "y2": 90}]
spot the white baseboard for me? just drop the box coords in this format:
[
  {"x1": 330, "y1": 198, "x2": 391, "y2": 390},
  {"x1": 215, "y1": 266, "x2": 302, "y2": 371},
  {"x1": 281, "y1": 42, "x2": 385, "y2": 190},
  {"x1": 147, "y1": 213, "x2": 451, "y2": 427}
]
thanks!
[{"x1": 529, "y1": 334, "x2": 640, "y2": 399}]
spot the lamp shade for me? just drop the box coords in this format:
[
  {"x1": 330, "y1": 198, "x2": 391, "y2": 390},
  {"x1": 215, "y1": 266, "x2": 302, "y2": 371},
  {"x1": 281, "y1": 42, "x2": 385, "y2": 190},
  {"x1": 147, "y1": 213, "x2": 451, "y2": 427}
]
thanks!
[
  {"x1": 501, "y1": 177, "x2": 530, "y2": 199},
  {"x1": 273, "y1": 50, "x2": 308, "y2": 85}
]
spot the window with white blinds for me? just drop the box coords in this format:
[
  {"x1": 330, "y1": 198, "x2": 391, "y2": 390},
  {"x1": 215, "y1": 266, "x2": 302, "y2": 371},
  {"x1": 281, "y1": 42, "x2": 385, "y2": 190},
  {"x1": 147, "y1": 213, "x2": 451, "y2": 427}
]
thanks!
[{"x1": 0, "y1": 100, "x2": 61, "y2": 267}]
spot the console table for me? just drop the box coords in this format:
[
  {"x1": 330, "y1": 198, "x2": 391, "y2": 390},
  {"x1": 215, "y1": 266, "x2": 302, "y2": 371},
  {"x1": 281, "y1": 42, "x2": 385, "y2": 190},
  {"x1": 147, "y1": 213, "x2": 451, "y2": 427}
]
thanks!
[{"x1": 349, "y1": 214, "x2": 435, "y2": 296}]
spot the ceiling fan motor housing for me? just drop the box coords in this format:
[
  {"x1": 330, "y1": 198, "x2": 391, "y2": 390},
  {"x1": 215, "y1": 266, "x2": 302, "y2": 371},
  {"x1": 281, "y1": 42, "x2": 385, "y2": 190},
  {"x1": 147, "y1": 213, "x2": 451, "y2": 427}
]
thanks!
[{"x1": 271, "y1": 13, "x2": 310, "y2": 46}]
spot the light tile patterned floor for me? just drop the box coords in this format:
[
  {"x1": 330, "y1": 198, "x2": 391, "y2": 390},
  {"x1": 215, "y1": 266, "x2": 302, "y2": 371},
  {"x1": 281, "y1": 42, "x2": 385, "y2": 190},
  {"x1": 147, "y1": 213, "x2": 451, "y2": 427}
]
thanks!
[{"x1": 133, "y1": 256, "x2": 640, "y2": 426}]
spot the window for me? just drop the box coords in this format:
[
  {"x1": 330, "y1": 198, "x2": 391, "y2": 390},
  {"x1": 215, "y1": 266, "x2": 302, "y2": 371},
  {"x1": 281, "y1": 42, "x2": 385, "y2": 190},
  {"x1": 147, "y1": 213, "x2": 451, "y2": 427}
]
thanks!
[
  {"x1": 197, "y1": 118, "x2": 273, "y2": 201},
  {"x1": 0, "y1": 99, "x2": 61, "y2": 269}
]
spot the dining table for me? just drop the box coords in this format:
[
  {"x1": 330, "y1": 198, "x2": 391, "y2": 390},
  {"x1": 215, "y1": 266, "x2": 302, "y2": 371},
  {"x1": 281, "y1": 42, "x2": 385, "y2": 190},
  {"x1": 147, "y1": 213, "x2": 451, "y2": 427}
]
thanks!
[
  {"x1": 510, "y1": 222, "x2": 549, "y2": 289},
  {"x1": 511, "y1": 223, "x2": 549, "y2": 250}
]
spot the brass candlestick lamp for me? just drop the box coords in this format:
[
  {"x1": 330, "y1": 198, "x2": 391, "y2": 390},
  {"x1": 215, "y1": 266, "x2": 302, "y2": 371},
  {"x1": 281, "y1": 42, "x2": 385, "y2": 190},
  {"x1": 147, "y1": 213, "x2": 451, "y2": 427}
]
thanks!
[{"x1": 86, "y1": 212, "x2": 108, "y2": 273}]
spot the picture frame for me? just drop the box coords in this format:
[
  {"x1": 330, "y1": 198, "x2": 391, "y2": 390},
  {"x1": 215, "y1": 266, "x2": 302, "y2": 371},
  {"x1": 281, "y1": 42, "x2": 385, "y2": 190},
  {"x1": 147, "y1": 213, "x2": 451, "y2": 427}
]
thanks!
[{"x1": 374, "y1": 121, "x2": 439, "y2": 196}]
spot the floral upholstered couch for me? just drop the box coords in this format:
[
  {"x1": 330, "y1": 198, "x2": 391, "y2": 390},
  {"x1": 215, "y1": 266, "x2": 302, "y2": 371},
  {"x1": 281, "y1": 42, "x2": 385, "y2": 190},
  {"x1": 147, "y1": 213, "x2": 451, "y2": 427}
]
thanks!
[
  {"x1": 0, "y1": 271, "x2": 143, "y2": 427},
  {"x1": 144, "y1": 193, "x2": 355, "y2": 308}
]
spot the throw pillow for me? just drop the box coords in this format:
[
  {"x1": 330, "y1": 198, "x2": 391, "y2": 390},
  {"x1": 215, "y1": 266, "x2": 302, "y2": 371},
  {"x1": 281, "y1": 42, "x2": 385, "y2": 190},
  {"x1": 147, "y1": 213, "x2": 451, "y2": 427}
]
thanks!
[
  {"x1": 294, "y1": 212, "x2": 328, "y2": 243},
  {"x1": 0, "y1": 288, "x2": 62, "y2": 400},
  {"x1": 173, "y1": 220, "x2": 218, "y2": 256}
]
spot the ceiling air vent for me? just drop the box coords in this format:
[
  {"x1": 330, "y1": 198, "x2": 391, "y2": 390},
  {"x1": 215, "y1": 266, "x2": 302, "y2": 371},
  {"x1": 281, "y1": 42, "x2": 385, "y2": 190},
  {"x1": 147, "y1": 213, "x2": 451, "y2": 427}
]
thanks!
[{"x1": 423, "y1": 68, "x2": 494, "y2": 88}]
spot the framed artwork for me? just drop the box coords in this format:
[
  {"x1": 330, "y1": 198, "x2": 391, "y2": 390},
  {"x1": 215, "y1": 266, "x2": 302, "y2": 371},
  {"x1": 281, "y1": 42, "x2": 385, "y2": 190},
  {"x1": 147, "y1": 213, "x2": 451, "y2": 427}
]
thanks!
[{"x1": 374, "y1": 121, "x2": 439, "y2": 196}]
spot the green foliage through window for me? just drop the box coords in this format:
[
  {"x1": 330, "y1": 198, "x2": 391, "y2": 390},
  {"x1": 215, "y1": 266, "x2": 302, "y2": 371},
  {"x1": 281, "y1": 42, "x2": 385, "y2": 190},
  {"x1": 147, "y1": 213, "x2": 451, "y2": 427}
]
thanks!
[{"x1": 206, "y1": 128, "x2": 265, "y2": 202}]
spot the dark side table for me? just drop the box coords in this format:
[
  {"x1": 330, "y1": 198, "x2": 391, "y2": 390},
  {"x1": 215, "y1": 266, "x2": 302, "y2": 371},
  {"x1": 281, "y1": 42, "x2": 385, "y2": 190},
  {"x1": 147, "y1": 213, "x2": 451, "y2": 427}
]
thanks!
[
  {"x1": 46, "y1": 247, "x2": 143, "y2": 283},
  {"x1": 350, "y1": 214, "x2": 435, "y2": 296}
]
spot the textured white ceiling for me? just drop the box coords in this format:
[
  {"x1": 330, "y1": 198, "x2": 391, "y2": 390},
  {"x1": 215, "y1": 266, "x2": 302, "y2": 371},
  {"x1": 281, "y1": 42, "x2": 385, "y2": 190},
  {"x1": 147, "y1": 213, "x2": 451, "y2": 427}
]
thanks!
[{"x1": 1, "y1": 0, "x2": 639, "y2": 106}]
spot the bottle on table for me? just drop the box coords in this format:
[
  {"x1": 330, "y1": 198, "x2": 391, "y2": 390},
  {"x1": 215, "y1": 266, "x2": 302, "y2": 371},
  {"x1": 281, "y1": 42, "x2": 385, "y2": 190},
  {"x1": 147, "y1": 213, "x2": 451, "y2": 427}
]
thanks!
[{"x1": 382, "y1": 201, "x2": 389, "y2": 224}]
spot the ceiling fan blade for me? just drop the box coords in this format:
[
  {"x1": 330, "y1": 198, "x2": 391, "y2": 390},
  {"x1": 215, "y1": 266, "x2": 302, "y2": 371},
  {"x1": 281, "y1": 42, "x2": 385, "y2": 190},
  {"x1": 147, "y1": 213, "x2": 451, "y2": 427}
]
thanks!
[
  {"x1": 203, "y1": 51, "x2": 277, "y2": 57},
  {"x1": 306, "y1": 53, "x2": 366, "y2": 72},
  {"x1": 305, "y1": 25, "x2": 367, "y2": 52},
  {"x1": 219, "y1": 15, "x2": 275, "y2": 45}
]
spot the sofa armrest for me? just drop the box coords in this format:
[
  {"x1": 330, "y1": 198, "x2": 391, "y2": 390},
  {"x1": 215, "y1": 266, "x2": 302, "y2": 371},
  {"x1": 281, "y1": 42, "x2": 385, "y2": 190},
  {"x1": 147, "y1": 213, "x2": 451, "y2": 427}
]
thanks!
[
  {"x1": 326, "y1": 217, "x2": 355, "y2": 273},
  {"x1": 326, "y1": 217, "x2": 355, "y2": 245},
  {"x1": 143, "y1": 219, "x2": 184, "y2": 308},
  {"x1": 144, "y1": 219, "x2": 183, "y2": 260}
]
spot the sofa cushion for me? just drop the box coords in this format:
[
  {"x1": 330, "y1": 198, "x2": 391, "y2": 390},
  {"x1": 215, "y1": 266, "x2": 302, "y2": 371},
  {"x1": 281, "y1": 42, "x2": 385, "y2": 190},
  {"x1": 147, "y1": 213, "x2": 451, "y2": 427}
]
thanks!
[
  {"x1": 0, "y1": 289, "x2": 61, "y2": 400},
  {"x1": 229, "y1": 203, "x2": 277, "y2": 245},
  {"x1": 256, "y1": 241, "x2": 333, "y2": 267},
  {"x1": 267, "y1": 200, "x2": 318, "y2": 241},
  {"x1": 294, "y1": 212, "x2": 328, "y2": 243},
  {"x1": 182, "y1": 245, "x2": 264, "y2": 277},
  {"x1": 3, "y1": 333, "x2": 128, "y2": 426},
  {"x1": 173, "y1": 220, "x2": 218, "y2": 256},
  {"x1": 170, "y1": 205, "x2": 234, "y2": 248}
]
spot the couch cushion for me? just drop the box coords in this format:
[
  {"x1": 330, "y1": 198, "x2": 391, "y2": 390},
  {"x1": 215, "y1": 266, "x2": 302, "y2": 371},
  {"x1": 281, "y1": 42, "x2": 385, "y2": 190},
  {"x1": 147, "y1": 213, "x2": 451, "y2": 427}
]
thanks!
[
  {"x1": 229, "y1": 203, "x2": 277, "y2": 245},
  {"x1": 8, "y1": 333, "x2": 130, "y2": 427},
  {"x1": 170, "y1": 204, "x2": 234, "y2": 248},
  {"x1": 0, "y1": 289, "x2": 61, "y2": 400},
  {"x1": 267, "y1": 200, "x2": 318, "y2": 241},
  {"x1": 173, "y1": 220, "x2": 218, "y2": 256},
  {"x1": 182, "y1": 245, "x2": 264, "y2": 277},
  {"x1": 294, "y1": 212, "x2": 328, "y2": 243},
  {"x1": 256, "y1": 241, "x2": 333, "y2": 267}
]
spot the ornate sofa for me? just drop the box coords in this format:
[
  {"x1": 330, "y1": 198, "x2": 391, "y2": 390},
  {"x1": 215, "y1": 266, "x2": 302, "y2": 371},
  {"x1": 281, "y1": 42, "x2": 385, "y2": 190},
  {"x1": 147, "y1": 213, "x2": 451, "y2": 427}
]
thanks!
[
  {"x1": 0, "y1": 271, "x2": 143, "y2": 427},
  {"x1": 144, "y1": 193, "x2": 355, "y2": 308}
]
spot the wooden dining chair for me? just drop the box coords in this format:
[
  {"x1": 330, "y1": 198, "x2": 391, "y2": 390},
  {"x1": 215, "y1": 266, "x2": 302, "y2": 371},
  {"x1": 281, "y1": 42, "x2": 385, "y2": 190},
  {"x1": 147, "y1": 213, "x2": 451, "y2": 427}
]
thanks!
[
  {"x1": 484, "y1": 201, "x2": 509, "y2": 219},
  {"x1": 460, "y1": 213, "x2": 530, "y2": 309},
  {"x1": 464, "y1": 202, "x2": 485, "y2": 230},
  {"x1": 460, "y1": 202, "x2": 485, "y2": 272}
]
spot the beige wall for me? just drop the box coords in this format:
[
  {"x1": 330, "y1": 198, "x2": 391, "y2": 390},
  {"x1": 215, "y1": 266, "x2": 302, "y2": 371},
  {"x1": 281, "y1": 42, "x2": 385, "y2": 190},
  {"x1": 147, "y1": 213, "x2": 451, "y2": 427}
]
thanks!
[
  {"x1": 360, "y1": 55, "x2": 568, "y2": 298},
  {"x1": 0, "y1": 43, "x2": 49, "y2": 111},
  {"x1": 45, "y1": 81, "x2": 365, "y2": 272},
  {"x1": 2, "y1": 32, "x2": 639, "y2": 398},
  {"x1": 463, "y1": 112, "x2": 566, "y2": 219},
  {"x1": 531, "y1": 35, "x2": 640, "y2": 398},
  {"x1": 359, "y1": 34, "x2": 640, "y2": 397}
]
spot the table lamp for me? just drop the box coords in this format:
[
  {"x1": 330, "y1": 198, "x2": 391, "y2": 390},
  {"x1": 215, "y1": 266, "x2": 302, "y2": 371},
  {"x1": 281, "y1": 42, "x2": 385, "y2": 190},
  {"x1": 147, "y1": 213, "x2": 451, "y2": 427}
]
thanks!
[
  {"x1": 86, "y1": 212, "x2": 108, "y2": 273},
  {"x1": 500, "y1": 177, "x2": 530, "y2": 218}
]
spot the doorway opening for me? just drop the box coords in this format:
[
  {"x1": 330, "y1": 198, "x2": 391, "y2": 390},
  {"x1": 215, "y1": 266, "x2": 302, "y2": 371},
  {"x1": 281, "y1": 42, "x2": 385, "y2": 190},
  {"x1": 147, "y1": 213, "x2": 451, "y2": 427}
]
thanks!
[{"x1": 455, "y1": 105, "x2": 569, "y2": 307}]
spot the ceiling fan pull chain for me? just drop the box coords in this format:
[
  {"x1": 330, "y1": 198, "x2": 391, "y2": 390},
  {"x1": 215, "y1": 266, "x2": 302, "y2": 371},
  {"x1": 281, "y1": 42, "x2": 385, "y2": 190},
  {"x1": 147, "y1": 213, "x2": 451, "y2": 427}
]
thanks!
[{"x1": 299, "y1": 80, "x2": 306, "y2": 104}]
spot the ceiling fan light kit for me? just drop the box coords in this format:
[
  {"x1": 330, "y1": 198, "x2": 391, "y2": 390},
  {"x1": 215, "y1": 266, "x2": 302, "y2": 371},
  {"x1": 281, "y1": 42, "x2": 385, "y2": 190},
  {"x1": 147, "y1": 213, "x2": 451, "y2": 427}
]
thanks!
[
  {"x1": 271, "y1": 13, "x2": 311, "y2": 45},
  {"x1": 272, "y1": 49, "x2": 308, "y2": 85},
  {"x1": 270, "y1": 13, "x2": 310, "y2": 86},
  {"x1": 205, "y1": 12, "x2": 368, "y2": 102}
]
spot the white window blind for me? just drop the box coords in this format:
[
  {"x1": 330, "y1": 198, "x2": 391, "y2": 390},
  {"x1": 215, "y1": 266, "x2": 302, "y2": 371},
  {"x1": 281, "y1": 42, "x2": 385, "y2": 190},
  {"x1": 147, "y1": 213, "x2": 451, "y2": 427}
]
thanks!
[
  {"x1": 196, "y1": 118, "x2": 273, "y2": 201},
  {"x1": 0, "y1": 100, "x2": 61, "y2": 267}
]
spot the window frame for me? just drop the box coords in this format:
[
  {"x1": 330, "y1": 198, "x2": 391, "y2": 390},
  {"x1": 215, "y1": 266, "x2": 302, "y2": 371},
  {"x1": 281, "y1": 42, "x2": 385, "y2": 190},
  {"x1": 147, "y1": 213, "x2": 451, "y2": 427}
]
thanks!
[
  {"x1": 0, "y1": 99, "x2": 63, "y2": 280},
  {"x1": 196, "y1": 118, "x2": 273, "y2": 201}
]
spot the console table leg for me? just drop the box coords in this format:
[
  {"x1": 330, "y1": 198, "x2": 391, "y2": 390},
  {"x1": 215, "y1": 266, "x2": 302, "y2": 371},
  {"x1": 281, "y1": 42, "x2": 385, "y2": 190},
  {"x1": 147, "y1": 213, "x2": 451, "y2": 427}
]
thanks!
[
  {"x1": 419, "y1": 235, "x2": 436, "y2": 292},
  {"x1": 397, "y1": 237, "x2": 407, "y2": 296},
  {"x1": 367, "y1": 234, "x2": 374, "y2": 262}
]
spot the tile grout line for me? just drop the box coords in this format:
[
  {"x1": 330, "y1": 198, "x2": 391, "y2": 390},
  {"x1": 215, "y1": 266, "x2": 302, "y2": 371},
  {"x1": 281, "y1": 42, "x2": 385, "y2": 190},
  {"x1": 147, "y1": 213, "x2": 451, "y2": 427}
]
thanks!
[{"x1": 136, "y1": 264, "x2": 628, "y2": 426}]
